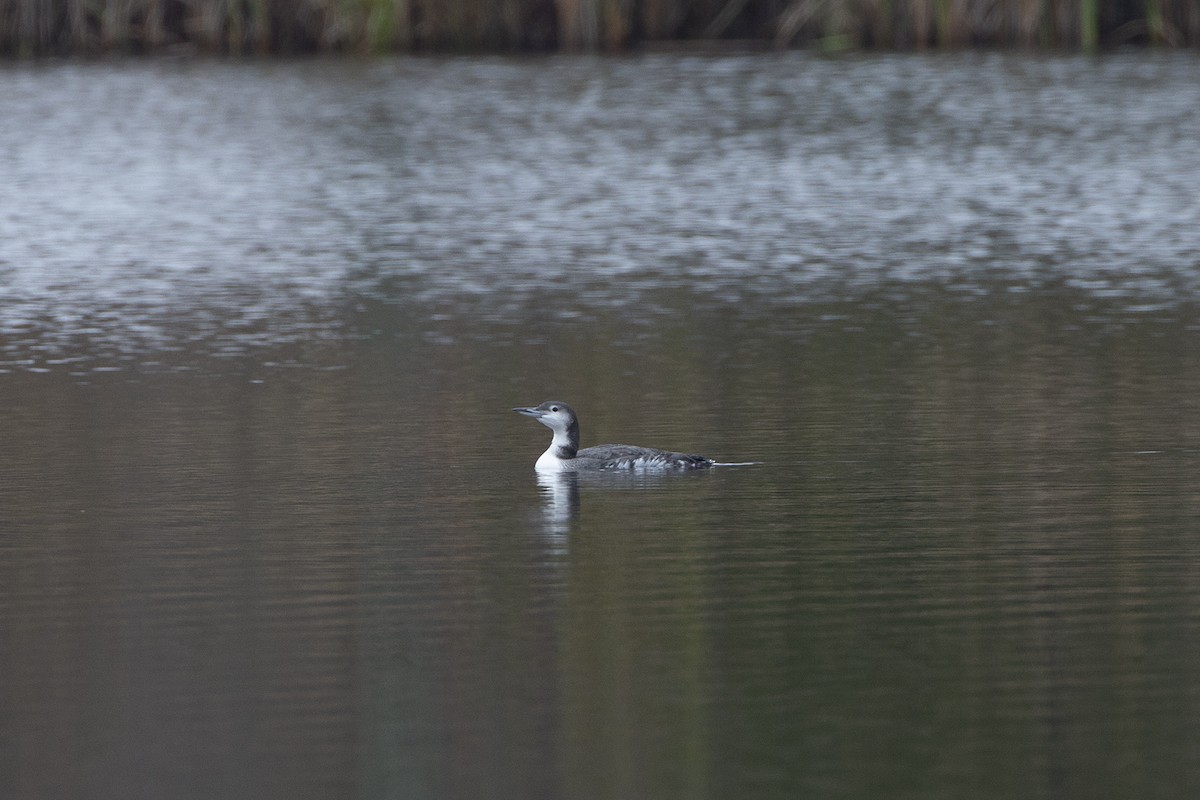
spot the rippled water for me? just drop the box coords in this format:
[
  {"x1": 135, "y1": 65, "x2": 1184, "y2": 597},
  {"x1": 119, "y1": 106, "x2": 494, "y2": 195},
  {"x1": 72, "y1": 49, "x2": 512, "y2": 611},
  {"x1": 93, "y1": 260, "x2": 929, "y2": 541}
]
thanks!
[
  {"x1": 2, "y1": 53, "x2": 1200, "y2": 800},
  {"x1": 3, "y1": 53, "x2": 1199, "y2": 360}
]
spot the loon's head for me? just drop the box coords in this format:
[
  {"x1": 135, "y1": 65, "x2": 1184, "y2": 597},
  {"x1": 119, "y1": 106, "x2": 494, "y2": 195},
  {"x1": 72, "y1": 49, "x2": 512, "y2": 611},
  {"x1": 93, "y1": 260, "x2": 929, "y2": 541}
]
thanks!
[
  {"x1": 513, "y1": 401, "x2": 581, "y2": 456},
  {"x1": 513, "y1": 401, "x2": 577, "y2": 432}
]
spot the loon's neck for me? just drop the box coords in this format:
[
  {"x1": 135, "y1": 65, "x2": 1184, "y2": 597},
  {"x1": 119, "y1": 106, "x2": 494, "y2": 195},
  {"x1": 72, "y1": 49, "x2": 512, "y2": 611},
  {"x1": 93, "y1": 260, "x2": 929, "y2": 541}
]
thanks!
[
  {"x1": 536, "y1": 422, "x2": 580, "y2": 471},
  {"x1": 550, "y1": 423, "x2": 579, "y2": 459}
]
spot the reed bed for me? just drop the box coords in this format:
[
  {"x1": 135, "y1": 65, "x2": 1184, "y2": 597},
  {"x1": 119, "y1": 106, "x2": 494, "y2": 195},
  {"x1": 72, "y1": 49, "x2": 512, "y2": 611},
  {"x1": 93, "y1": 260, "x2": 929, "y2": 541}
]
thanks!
[{"x1": 2, "y1": 0, "x2": 1198, "y2": 55}]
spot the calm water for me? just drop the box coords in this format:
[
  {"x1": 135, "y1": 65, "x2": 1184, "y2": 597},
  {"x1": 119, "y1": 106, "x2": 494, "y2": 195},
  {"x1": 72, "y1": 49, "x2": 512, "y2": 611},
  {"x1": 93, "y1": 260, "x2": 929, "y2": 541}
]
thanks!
[{"x1": 2, "y1": 53, "x2": 1200, "y2": 800}]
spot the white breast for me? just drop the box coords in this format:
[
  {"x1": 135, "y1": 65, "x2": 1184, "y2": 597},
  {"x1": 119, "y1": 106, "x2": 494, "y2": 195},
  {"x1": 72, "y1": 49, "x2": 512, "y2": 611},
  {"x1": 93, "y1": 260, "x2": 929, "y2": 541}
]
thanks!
[{"x1": 535, "y1": 447, "x2": 571, "y2": 472}]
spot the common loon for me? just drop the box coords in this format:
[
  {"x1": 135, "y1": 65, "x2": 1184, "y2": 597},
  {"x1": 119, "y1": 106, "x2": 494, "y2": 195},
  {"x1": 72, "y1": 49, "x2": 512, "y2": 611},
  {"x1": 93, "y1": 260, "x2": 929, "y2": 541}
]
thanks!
[{"x1": 513, "y1": 401, "x2": 715, "y2": 472}]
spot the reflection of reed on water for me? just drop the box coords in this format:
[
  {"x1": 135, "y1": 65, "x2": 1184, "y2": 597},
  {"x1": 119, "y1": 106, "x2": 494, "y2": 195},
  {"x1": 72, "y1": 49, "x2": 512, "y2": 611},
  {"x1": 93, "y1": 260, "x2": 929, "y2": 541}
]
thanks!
[{"x1": 2, "y1": 0, "x2": 1196, "y2": 56}]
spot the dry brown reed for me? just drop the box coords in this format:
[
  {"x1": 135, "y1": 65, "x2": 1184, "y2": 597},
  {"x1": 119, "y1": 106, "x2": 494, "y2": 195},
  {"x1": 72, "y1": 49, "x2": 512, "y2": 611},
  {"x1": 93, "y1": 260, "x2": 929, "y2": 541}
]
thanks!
[{"x1": 1, "y1": 0, "x2": 1198, "y2": 55}]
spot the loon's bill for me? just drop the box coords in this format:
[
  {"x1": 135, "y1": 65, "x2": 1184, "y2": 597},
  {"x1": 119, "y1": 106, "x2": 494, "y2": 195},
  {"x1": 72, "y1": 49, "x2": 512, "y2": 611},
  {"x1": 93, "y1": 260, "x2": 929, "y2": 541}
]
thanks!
[{"x1": 513, "y1": 400, "x2": 715, "y2": 473}]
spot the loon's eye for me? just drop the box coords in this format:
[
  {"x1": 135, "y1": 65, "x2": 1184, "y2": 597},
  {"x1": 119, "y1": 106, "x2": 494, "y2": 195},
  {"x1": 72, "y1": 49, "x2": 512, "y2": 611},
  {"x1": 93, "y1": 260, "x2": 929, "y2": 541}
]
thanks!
[{"x1": 550, "y1": 406, "x2": 559, "y2": 412}]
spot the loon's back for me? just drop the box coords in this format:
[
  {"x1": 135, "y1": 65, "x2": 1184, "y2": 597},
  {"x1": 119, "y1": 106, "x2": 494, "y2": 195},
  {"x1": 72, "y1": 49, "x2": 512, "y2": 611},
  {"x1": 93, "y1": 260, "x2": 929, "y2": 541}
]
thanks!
[{"x1": 576, "y1": 444, "x2": 714, "y2": 471}]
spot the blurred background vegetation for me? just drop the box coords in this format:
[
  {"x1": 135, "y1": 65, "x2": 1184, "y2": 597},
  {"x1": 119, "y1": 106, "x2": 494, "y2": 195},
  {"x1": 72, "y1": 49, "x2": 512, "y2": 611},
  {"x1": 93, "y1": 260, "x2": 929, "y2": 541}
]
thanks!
[{"x1": 1, "y1": 0, "x2": 1197, "y2": 56}]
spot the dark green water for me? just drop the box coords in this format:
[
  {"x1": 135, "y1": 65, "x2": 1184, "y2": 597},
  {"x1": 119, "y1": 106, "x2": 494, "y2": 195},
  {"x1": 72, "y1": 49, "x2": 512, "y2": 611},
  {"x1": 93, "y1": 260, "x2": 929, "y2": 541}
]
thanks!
[{"x1": 2, "y1": 54, "x2": 1200, "y2": 799}]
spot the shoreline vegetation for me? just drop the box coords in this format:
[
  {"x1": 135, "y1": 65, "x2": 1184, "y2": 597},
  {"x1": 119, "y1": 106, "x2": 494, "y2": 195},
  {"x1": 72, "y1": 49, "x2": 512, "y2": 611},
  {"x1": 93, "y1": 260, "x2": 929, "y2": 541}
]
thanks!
[{"x1": 1, "y1": 0, "x2": 1198, "y2": 56}]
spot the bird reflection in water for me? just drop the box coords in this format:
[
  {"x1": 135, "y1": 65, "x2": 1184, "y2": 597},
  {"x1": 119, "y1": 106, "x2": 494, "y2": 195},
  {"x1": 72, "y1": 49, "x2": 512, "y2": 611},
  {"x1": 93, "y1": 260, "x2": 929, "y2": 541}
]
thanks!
[{"x1": 536, "y1": 471, "x2": 579, "y2": 552}]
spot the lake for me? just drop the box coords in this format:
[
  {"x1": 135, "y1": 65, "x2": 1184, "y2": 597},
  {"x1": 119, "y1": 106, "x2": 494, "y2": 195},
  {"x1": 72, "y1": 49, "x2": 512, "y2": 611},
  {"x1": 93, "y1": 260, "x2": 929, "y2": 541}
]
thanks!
[{"x1": 2, "y1": 52, "x2": 1200, "y2": 800}]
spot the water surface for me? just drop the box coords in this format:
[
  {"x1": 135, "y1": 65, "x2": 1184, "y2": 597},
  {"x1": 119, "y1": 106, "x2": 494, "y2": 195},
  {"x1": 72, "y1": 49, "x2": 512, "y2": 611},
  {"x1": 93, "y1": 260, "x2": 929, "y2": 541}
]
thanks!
[{"x1": 2, "y1": 53, "x2": 1200, "y2": 800}]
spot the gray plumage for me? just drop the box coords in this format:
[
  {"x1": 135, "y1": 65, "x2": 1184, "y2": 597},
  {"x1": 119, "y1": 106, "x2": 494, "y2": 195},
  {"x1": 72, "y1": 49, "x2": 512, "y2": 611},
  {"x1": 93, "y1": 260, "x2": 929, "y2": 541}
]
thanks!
[{"x1": 513, "y1": 401, "x2": 714, "y2": 471}]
